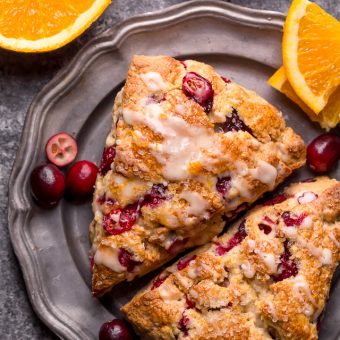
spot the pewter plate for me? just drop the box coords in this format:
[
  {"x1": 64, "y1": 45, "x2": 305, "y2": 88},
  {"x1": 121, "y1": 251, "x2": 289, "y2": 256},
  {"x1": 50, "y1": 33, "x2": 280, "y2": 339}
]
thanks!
[{"x1": 8, "y1": 1, "x2": 340, "y2": 339}]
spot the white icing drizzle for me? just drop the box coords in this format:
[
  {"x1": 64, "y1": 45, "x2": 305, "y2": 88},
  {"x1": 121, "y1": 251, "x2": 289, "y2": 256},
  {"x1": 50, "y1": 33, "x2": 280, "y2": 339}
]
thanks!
[
  {"x1": 297, "y1": 236, "x2": 333, "y2": 265},
  {"x1": 234, "y1": 160, "x2": 249, "y2": 176},
  {"x1": 267, "y1": 301, "x2": 278, "y2": 322},
  {"x1": 258, "y1": 252, "x2": 278, "y2": 274},
  {"x1": 250, "y1": 160, "x2": 277, "y2": 187},
  {"x1": 180, "y1": 191, "x2": 210, "y2": 217},
  {"x1": 292, "y1": 275, "x2": 318, "y2": 307},
  {"x1": 300, "y1": 216, "x2": 313, "y2": 229},
  {"x1": 247, "y1": 239, "x2": 256, "y2": 251},
  {"x1": 303, "y1": 303, "x2": 314, "y2": 317},
  {"x1": 140, "y1": 72, "x2": 166, "y2": 92},
  {"x1": 94, "y1": 246, "x2": 126, "y2": 273},
  {"x1": 282, "y1": 226, "x2": 298, "y2": 238},
  {"x1": 241, "y1": 261, "x2": 256, "y2": 278},
  {"x1": 231, "y1": 177, "x2": 253, "y2": 199},
  {"x1": 124, "y1": 101, "x2": 217, "y2": 181},
  {"x1": 328, "y1": 231, "x2": 340, "y2": 248}
]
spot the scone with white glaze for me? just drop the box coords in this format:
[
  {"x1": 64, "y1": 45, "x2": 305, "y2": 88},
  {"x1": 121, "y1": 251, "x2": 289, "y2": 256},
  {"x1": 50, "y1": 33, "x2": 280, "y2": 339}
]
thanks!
[
  {"x1": 90, "y1": 55, "x2": 306, "y2": 295},
  {"x1": 122, "y1": 177, "x2": 340, "y2": 340}
]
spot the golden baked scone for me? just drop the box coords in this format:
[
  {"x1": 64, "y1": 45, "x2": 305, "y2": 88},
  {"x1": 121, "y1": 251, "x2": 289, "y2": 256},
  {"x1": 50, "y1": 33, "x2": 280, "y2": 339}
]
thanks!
[
  {"x1": 90, "y1": 55, "x2": 306, "y2": 295},
  {"x1": 122, "y1": 177, "x2": 340, "y2": 340}
]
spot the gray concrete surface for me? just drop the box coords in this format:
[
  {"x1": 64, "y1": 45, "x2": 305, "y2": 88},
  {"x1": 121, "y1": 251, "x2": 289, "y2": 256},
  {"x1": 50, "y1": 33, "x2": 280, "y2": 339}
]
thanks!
[{"x1": 0, "y1": 1, "x2": 338, "y2": 339}]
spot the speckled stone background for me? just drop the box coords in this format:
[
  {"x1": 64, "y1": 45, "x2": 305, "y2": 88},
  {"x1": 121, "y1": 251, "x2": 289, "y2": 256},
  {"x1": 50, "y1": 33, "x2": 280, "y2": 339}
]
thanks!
[{"x1": 0, "y1": 0, "x2": 338, "y2": 339}]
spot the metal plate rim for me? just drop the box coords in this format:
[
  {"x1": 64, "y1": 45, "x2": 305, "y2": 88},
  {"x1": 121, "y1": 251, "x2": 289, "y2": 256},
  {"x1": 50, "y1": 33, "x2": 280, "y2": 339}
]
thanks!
[{"x1": 8, "y1": 1, "x2": 285, "y2": 339}]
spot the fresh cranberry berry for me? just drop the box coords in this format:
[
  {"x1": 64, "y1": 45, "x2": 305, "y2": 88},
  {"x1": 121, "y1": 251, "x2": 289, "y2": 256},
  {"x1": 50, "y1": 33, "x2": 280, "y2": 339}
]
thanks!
[
  {"x1": 281, "y1": 211, "x2": 307, "y2": 227},
  {"x1": 167, "y1": 238, "x2": 189, "y2": 255},
  {"x1": 258, "y1": 224, "x2": 272, "y2": 235},
  {"x1": 65, "y1": 160, "x2": 98, "y2": 201},
  {"x1": 30, "y1": 164, "x2": 65, "y2": 208},
  {"x1": 178, "y1": 315, "x2": 190, "y2": 336},
  {"x1": 142, "y1": 184, "x2": 167, "y2": 208},
  {"x1": 262, "y1": 193, "x2": 288, "y2": 206},
  {"x1": 118, "y1": 248, "x2": 141, "y2": 272},
  {"x1": 215, "y1": 109, "x2": 253, "y2": 135},
  {"x1": 307, "y1": 134, "x2": 340, "y2": 173},
  {"x1": 45, "y1": 132, "x2": 77, "y2": 167},
  {"x1": 99, "y1": 145, "x2": 116, "y2": 176},
  {"x1": 216, "y1": 220, "x2": 247, "y2": 255},
  {"x1": 297, "y1": 191, "x2": 318, "y2": 204},
  {"x1": 151, "y1": 273, "x2": 169, "y2": 290},
  {"x1": 221, "y1": 76, "x2": 231, "y2": 83},
  {"x1": 273, "y1": 242, "x2": 298, "y2": 282},
  {"x1": 103, "y1": 203, "x2": 140, "y2": 235},
  {"x1": 216, "y1": 176, "x2": 231, "y2": 198},
  {"x1": 99, "y1": 319, "x2": 133, "y2": 340},
  {"x1": 182, "y1": 72, "x2": 214, "y2": 113},
  {"x1": 177, "y1": 255, "x2": 196, "y2": 270}
]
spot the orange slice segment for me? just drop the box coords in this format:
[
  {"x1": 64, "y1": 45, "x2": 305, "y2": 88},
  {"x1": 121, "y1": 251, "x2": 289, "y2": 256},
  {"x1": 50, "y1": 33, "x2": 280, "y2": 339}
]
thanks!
[
  {"x1": 0, "y1": 0, "x2": 111, "y2": 52},
  {"x1": 268, "y1": 66, "x2": 340, "y2": 130},
  {"x1": 283, "y1": 0, "x2": 340, "y2": 113}
]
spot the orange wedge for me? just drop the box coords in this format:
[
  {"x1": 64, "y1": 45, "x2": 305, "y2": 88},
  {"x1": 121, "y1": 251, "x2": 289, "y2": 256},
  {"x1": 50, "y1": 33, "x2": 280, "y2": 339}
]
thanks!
[
  {"x1": 268, "y1": 66, "x2": 340, "y2": 130},
  {"x1": 0, "y1": 0, "x2": 111, "y2": 53},
  {"x1": 283, "y1": 0, "x2": 340, "y2": 113}
]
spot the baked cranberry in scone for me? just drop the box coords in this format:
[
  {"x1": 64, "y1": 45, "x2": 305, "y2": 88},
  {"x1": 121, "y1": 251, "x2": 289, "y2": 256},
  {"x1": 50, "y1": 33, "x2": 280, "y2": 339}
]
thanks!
[
  {"x1": 89, "y1": 55, "x2": 306, "y2": 296},
  {"x1": 122, "y1": 177, "x2": 340, "y2": 340}
]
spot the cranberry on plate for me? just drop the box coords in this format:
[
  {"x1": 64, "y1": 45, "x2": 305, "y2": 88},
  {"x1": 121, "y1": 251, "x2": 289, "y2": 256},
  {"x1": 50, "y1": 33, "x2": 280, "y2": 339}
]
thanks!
[
  {"x1": 307, "y1": 134, "x2": 340, "y2": 173},
  {"x1": 65, "y1": 160, "x2": 98, "y2": 201},
  {"x1": 99, "y1": 319, "x2": 134, "y2": 340},
  {"x1": 30, "y1": 164, "x2": 65, "y2": 207},
  {"x1": 45, "y1": 132, "x2": 78, "y2": 167}
]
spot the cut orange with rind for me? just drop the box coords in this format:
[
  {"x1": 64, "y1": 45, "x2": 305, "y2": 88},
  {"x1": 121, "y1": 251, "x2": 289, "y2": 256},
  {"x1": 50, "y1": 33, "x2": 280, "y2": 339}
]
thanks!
[
  {"x1": 0, "y1": 0, "x2": 111, "y2": 53},
  {"x1": 268, "y1": 66, "x2": 340, "y2": 130},
  {"x1": 283, "y1": 0, "x2": 340, "y2": 114}
]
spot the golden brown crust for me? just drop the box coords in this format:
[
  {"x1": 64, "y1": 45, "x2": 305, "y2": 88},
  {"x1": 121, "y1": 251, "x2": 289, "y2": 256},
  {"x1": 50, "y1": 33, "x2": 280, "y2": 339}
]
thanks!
[
  {"x1": 122, "y1": 177, "x2": 340, "y2": 340},
  {"x1": 90, "y1": 55, "x2": 306, "y2": 296}
]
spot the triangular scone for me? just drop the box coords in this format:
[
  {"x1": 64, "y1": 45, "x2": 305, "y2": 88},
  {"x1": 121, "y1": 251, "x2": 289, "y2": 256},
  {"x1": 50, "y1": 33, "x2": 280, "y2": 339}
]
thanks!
[
  {"x1": 90, "y1": 55, "x2": 306, "y2": 295},
  {"x1": 122, "y1": 177, "x2": 340, "y2": 340}
]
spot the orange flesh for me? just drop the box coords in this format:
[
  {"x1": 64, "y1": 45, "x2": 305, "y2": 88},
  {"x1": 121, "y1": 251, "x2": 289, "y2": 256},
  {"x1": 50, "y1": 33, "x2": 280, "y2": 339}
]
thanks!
[
  {"x1": 297, "y1": 3, "x2": 340, "y2": 98},
  {"x1": 0, "y1": 0, "x2": 95, "y2": 40}
]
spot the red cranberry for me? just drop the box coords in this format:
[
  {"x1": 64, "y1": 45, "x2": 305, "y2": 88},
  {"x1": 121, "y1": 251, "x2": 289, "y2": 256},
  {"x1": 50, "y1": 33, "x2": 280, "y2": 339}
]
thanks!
[
  {"x1": 281, "y1": 211, "x2": 307, "y2": 227},
  {"x1": 151, "y1": 273, "x2": 169, "y2": 290},
  {"x1": 99, "y1": 145, "x2": 116, "y2": 176},
  {"x1": 215, "y1": 109, "x2": 253, "y2": 135},
  {"x1": 145, "y1": 93, "x2": 166, "y2": 105},
  {"x1": 177, "y1": 255, "x2": 196, "y2": 271},
  {"x1": 99, "y1": 319, "x2": 133, "y2": 340},
  {"x1": 178, "y1": 315, "x2": 190, "y2": 336},
  {"x1": 182, "y1": 72, "x2": 214, "y2": 113},
  {"x1": 221, "y1": 76, "x2": 231, "y2": 83},
  {"x1": 167, "y1": 238, "x2": 189, "y2": 255},
  {"x1": 65, "y1": 160, "x2": 98, "y2": 201},
  {"x1": 262, "y1": 193, "x2": 288, "y2": 206},
  {"x1": 273, "y1": 242, "x2": 298, "y2": 282},
  {"x1": 216, "y1": 220, "x2": 247, "y2": 255},
  {"x1": 297, "y1": 191, "x2": 318, "y2": 204},
  {"x1": 307, "y1": 134, "x2": 340, "y2": 173},
  {"x1": 103, "y1": 203, "x2": 140, "y2": 235},
  {"x1": 216, "y1": 176, "x2": 231, "y2": 198},
  {"x1": 258, "y1": 224, "x2": 272, "y2": 235},
  {"x1": 142, "y1": 184, "x2": 167, "y2": 208},
  {"x1": 45, "y1": 132, "x2": 77, "y2": 167},
  {"x1": 118, "y1": 248, "x2": 141, "y2": 272},
  {"x1": 185, "y1": 297, "x2": 196, "y2": 309},
  {"x1": 30, "y1": 164, "x2": 65, "y2": 208}
]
